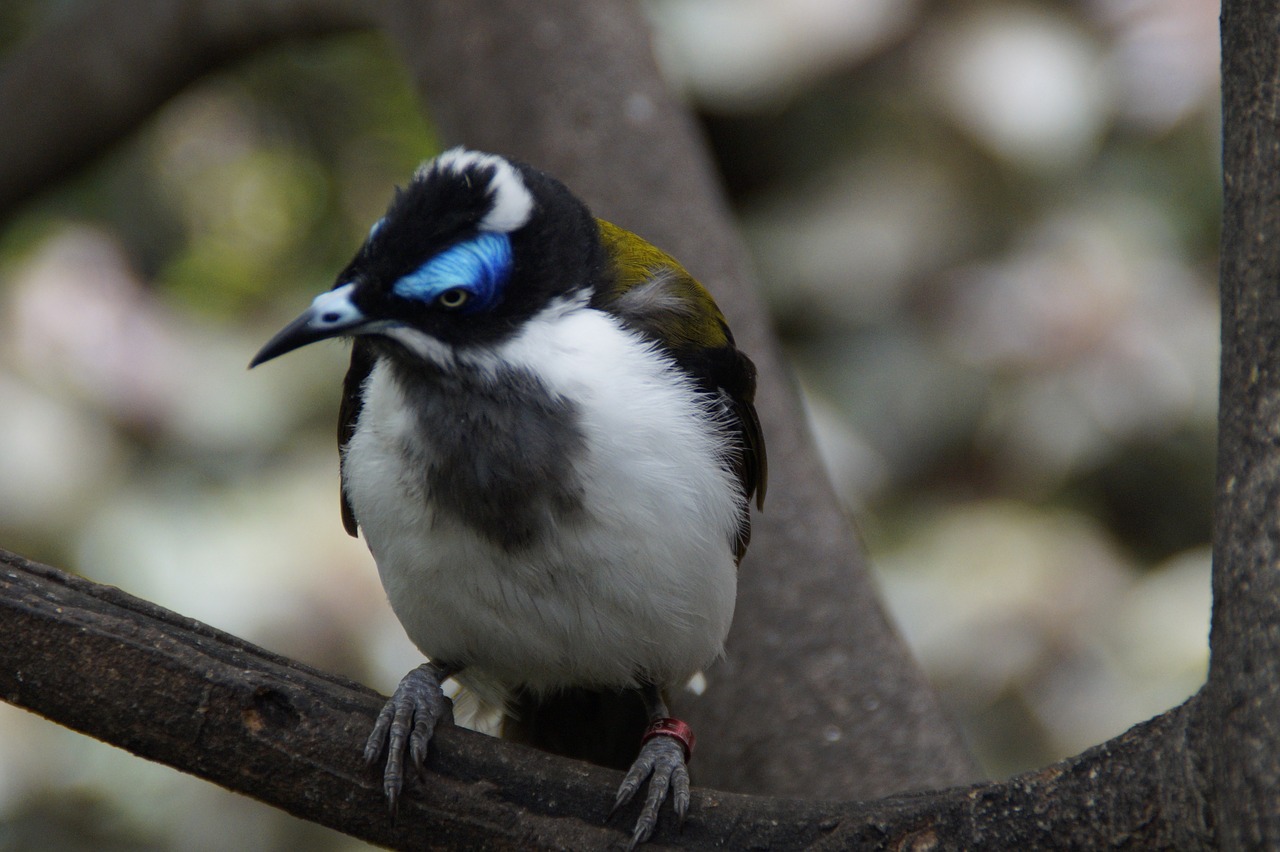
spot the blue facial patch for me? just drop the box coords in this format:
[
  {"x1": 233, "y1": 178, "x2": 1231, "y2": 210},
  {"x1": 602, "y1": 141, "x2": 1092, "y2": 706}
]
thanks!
[{"x1": 391, "y1": 232, "x2": 512, "y2": 313}]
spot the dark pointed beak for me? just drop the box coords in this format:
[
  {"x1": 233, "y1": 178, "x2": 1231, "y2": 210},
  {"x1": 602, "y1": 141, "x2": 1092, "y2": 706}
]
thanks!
[{"x1": 249, "y1": 283, "x2": 366, "y2": 368}]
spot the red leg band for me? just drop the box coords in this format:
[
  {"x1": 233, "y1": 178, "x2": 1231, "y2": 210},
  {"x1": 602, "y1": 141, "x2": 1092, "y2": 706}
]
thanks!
[{"x1": 641, "y1": 717, "x2": 695, "y2": 762}]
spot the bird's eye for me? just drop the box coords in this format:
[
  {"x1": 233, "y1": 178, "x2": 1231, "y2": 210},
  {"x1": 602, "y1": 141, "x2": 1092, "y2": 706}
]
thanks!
[{"x1": 437, "y1": 288, "x2": 470, "y2": 309}]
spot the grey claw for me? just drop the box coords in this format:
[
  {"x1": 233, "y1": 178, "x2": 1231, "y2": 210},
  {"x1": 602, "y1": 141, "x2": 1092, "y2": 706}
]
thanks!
[
  {"x1": 614, "y1": 735, "x2": 688, "y2": 848},
  {"x1": 365, "y1": 663, "x2": 452, "y2": 813},
  {"x1": 611, "y1": 750, "x2": 651, "y2": 817},
  {"x1": 363, "y1": 699, "x2": 396, "y2": 766}
]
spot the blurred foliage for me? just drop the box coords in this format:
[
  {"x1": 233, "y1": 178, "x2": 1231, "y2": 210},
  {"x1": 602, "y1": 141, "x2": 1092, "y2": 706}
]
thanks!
[
  {"x1": 0, "y1": 0, "x2": 1222, "y2": 846},
  {"x1": 3, "y1": 28, "x2": 436, "y2": 317}
]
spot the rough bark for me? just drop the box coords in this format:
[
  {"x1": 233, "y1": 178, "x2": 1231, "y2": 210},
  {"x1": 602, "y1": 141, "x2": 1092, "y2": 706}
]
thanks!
[{"x1": 1204, "y1": 0, "x2": 1280, "y2": 846}]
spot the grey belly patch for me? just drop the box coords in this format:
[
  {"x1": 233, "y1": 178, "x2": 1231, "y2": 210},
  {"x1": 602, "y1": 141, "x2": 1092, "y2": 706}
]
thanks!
[{"x1": 385, "y1": 358, "x2": 586, "y2": 550}]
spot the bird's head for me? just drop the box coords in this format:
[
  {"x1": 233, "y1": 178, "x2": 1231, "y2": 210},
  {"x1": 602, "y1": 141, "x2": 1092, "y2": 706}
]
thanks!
[{"x1": 250, "y1": 148, "x2": 601, "y2": 368}]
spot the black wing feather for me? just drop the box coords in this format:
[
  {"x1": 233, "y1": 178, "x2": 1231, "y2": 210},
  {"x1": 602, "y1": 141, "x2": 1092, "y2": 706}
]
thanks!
[
  {"x1": 669, "y1": 341, "x2": 767, "y2": 562},
  {"x1": 728, "y1": 345, "x2": 768, "y2": 512},
  {"x1": 338, "y1": 339, "x2": 376, "y2": 537}
]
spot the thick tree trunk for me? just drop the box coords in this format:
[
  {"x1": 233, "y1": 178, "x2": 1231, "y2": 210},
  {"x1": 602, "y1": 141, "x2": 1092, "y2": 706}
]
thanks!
[{"x1": 1205, "y1": 0, "x2": 1280, "y2": 845}]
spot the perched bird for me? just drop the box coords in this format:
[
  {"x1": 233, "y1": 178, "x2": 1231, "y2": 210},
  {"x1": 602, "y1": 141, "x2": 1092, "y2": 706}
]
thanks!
[{"x1": 250, "y1": 148, "x2": 766, "y2": 846}]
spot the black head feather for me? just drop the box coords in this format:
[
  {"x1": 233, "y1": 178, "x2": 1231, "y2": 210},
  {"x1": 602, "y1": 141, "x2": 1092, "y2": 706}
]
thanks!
[{"x1": 335, "y1": 151, "x2": 606, "y2": 352}]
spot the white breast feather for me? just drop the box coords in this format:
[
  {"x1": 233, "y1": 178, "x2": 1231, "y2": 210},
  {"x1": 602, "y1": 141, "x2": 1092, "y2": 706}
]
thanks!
[{"x1": 342, "y1": 305, "x2": 742, "y2": 709}]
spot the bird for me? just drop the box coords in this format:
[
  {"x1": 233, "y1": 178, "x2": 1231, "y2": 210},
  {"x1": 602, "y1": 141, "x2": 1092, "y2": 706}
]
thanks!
[{"x1": 250, "y1": 147, "x2": 766, "y2": 847}]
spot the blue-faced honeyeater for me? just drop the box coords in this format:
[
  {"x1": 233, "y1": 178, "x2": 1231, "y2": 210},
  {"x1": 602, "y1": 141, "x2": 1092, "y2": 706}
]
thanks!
[{"x1": 250, "y1": 148, "x2": 766, "y2": 847}]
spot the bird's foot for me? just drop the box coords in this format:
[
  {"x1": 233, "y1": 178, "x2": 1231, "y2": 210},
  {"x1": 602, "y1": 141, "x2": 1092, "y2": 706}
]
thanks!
[
  {"x1": 611, "y1": 717, "x2": 694, "y2": 849},
  {"x1": 363, "y1": 662, "x2": 454, "y2": 816}
]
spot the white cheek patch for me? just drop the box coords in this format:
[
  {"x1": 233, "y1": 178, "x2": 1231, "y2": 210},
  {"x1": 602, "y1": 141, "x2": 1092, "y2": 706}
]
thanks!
[
  {"x1": 381, "y1": 325, "x2": 456, "y2": 368},
  {"x1": 430, "y1": 147, "x2": 534, "y2": 233}
]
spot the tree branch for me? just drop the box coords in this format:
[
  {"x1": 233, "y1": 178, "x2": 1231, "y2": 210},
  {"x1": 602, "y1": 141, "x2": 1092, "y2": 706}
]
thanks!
[
  {"x1": 0, "y1": 549, "x2": 1216, "y2": 849},
  {"x1": 0, "y1": 0, "x2": 380, "y2": 219}
]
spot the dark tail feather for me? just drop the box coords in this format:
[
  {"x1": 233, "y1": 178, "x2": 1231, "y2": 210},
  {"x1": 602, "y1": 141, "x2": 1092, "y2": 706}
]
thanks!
[{"x1": 503, "y1": 686, "x2": 650, "y2": 771}]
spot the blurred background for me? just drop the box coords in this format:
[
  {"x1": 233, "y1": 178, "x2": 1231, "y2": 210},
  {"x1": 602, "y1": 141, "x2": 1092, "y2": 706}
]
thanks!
[{"x1": 0, "y1": 0, "x2": 1220, "y2": 849}]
